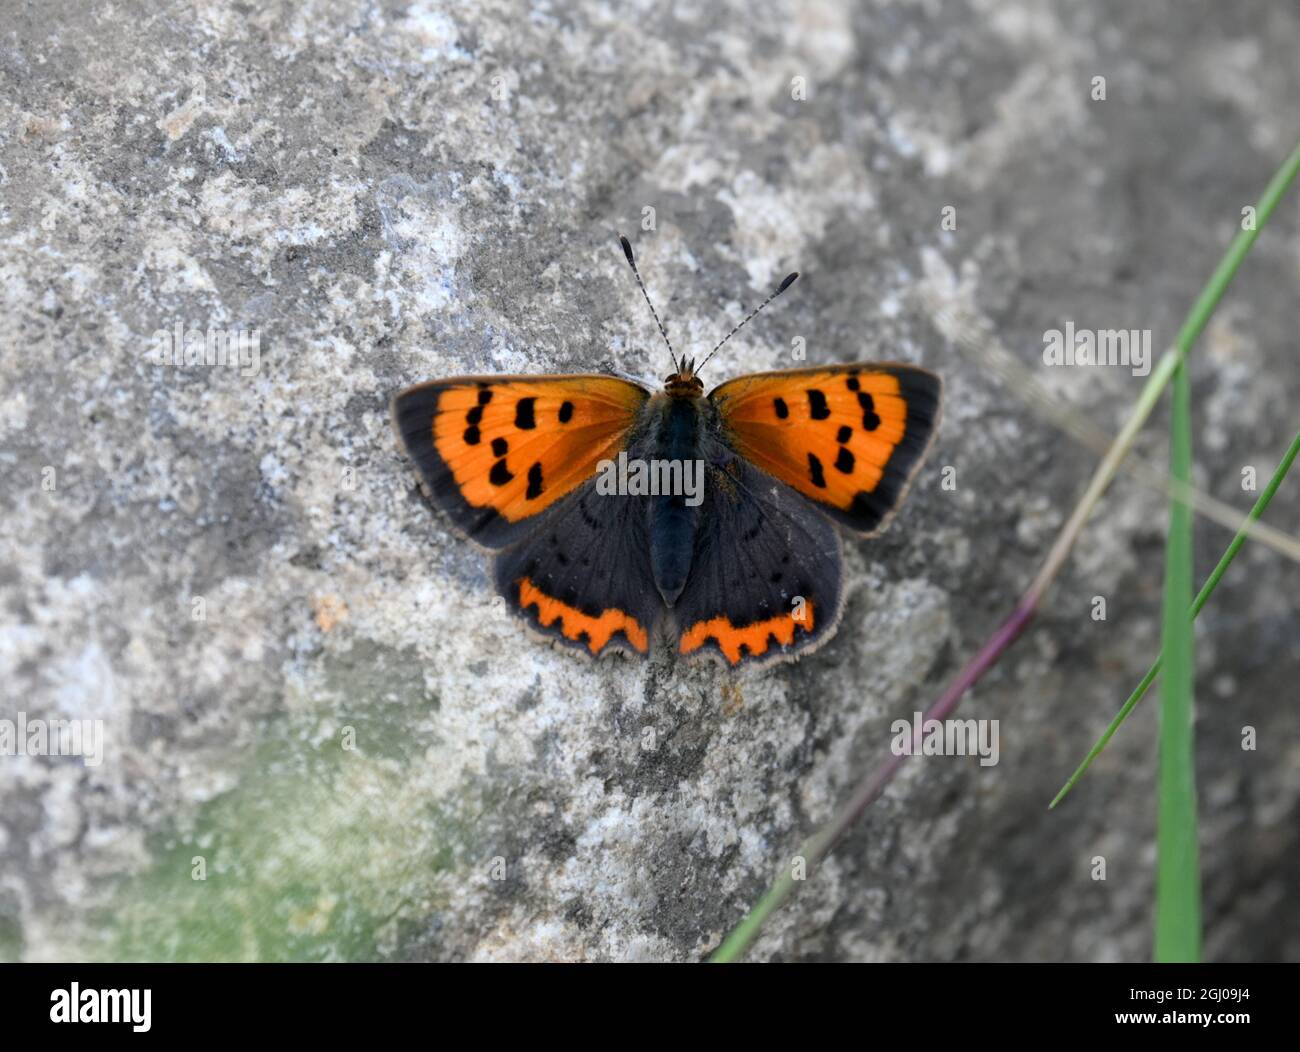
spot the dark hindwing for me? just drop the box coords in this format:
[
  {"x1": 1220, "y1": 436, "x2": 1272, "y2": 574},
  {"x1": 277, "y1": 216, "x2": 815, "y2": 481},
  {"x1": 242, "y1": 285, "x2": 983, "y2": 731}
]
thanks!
[
  {"x1": 673, "y1": 455, "x2": 843, "y2": 668},
  {"x1": 494, "y1": 479, "x2": 661, "y2": 659}
]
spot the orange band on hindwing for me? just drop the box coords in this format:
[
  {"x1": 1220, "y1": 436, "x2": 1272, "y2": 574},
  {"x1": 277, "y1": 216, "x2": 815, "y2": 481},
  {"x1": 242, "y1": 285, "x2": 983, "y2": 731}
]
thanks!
[
  {"x1": 516, "y1": 577, "x2": 649, "y2": 655},
  {"x1": 679, "y1": 601, "x2": 815, "y2": 666}
]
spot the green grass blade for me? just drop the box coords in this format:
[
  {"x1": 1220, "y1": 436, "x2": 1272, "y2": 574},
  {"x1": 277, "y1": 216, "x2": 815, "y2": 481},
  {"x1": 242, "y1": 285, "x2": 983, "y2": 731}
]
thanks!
[
  {"x1": 1171, "y1": 140, "x2": 1300, "y2": 365},
  {"x1": 709, "y1": 876, "x2": 794, "y2": 963},
  {"x1": 1050, "y1": 429, "x2": 1300, "y2": 809},
  {"x1": 1155, "y1": 357, "x2": 1199, "y2": 962}
]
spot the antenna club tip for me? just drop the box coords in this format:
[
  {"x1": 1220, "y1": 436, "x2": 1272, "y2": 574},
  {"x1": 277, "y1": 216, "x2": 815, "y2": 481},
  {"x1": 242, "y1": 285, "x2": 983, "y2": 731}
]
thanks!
[
  {"x1": 779, "y1": 271, "x2": 799, "y2": 293},
  {"x1": 619, "y1": 235, "x2": 635, "y2": 265}
]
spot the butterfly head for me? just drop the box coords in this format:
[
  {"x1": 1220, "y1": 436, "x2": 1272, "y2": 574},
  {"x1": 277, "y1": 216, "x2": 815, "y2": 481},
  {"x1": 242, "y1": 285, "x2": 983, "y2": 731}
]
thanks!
[{"x1": 664, "y1": 354, "x2": 705, "y2": 397}]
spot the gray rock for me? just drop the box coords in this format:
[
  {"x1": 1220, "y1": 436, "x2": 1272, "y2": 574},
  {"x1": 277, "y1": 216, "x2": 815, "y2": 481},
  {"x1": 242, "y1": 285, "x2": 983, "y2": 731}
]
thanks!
[{"x1": 1, "y1": 0, "x2": 1298, "y2": 962}]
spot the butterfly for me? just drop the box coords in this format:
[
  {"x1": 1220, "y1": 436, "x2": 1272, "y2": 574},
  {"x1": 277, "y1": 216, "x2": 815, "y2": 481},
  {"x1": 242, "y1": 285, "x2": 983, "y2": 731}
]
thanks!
[{"x1": 392, "y1": 236, "x2": 941, "y2": 668}]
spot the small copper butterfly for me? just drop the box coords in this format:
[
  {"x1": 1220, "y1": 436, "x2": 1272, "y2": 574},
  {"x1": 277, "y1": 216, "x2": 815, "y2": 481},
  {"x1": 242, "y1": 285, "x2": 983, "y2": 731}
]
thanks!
[{"x1": 392, "y1": 236, "x2": 941, "y2": 667}]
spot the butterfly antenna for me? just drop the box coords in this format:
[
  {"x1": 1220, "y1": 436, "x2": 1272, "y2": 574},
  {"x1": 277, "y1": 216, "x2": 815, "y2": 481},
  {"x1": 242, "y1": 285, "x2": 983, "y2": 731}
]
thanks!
[
  {"x1": 696, "y1": 270, "x2": 799, "y2": 375},
  {"x1": 619, "y1": 235, "x2": 678, "y2": 372}
]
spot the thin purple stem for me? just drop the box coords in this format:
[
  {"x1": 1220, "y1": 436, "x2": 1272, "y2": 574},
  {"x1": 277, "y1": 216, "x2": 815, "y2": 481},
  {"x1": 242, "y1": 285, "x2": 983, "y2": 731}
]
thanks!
[{"x1": 804, "y1": 598, "x2": 1039, "y2": 860}]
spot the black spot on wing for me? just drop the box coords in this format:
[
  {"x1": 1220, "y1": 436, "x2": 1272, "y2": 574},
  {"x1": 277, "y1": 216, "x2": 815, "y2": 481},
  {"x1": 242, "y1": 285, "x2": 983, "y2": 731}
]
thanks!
[
  {"x1": 558, "y1": 400, "x2": 574, "y2": 423},
  {"x1": 774, "y1": 397, "x2": 789, "y2": 419},
  {"x1": 464, "y1": 426, "x2": 481, "y2": 445},
  {"x1": 515, "y1": 398, "x2": 537, "y2": 429},
  {"x1": 835, "y1": 447, "x2": 855, "y2": 474},
  {"x1": 490, "y1": 459, "x2": 514, "y2": 486},
  {"x1": 807, "y1": 389, "x2": 830, "y2": 420},
  {"x1": 491, "y1": 437, "x2": 508, "y2": 456},
  {"x1": 858, "y1": 392, "x2": 880, "y2": 431},
  {"x1": 807, "y1": 452, "x2": 826, "y2": 488},
  {"x1": 526, "y1": 462, "x2": 544, "y2": 500}
]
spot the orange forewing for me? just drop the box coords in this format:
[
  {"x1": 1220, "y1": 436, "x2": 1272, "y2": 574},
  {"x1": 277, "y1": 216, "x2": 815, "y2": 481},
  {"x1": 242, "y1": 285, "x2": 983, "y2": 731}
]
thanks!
[
  {"x1": 432, "y1": 376, "x2": 645, "y2": 521},
  {"x1": 393, "y1": 374, "x2": 648, "y2": 548},
  {"x1": 709, "y1": 364, "x2": 940, "y2": 535}
]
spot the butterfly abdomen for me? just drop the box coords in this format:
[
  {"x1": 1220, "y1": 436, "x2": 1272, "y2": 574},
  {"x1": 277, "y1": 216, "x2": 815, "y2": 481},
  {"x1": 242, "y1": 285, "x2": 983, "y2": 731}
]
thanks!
[{"x1": 641, "y1": 395, "x2": 705, "y2": 607}]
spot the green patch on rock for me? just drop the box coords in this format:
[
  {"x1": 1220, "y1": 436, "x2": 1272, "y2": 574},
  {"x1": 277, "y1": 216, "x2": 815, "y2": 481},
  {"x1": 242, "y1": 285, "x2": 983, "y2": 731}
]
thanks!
[{"x1": 87, "y1": 714, "x2": 465, "y2": 962}]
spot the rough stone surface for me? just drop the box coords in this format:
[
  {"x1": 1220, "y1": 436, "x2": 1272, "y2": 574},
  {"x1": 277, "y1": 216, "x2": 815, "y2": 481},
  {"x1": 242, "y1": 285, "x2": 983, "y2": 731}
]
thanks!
[{"x1": 2, "y1": 0, "x2": 1298, "y2": 962}]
